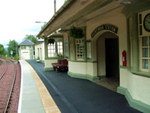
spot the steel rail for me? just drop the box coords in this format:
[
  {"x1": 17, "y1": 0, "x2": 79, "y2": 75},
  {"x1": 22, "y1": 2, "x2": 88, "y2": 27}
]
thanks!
[{"x1": 3, "y1": 59, "x2": 17, "y2": 113}]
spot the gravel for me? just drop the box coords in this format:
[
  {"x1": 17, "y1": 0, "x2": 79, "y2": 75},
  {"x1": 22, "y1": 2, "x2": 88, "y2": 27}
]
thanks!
[{"x1": 0, "y1": 59, "x2": 21, "y2": 113}]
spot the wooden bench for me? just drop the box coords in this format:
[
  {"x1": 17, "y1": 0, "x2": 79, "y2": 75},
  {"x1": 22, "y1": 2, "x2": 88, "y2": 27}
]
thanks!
[{"x1": 52, "y1": 59, "x2": 68, "y2": 72}]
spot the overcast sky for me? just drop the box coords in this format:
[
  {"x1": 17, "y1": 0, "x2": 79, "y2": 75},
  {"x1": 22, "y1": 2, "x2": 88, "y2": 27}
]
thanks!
[{"x1": 0, "y1": 0, "x2": 64, "y2": 47}]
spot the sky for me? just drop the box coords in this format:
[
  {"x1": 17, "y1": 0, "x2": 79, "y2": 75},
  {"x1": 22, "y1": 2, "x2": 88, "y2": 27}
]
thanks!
[{"x1": 0, "y1": 0, "x2": 64, "y2": 47}]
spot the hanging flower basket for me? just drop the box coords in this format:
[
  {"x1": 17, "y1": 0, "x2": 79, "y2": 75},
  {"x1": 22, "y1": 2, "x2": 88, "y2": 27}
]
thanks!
[
  {"x1": 68, "y1": 26, "x2": 84, "y2": 39},
  {"x1": 48, "y1": 38, "x2": 55, "y2": 44}
]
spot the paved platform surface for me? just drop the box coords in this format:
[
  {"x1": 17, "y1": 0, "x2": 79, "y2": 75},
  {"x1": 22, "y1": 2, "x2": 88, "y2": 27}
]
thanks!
[
  {"x1": 18, "y1": 60, "x2": 60, "y2": 113},
  {"x1": 24, "y1": 60, "x2": 142, "y2": 113}
]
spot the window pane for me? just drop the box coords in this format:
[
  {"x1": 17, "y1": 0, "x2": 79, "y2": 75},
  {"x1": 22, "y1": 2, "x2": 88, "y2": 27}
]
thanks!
[
  {"x1": 142, "y1": 37, "x2": 148, "y2": 46},
  {"x1": 57, "y1": 41, "x2": 63, "y2": 55},
  {"x1": 76, "y1": 39, "x2": 84, "y2": 60},
  {"x1": 142, "y1": 48, "x2": 148, "y2": 57},
  {"x1": 47, "y1": 43, "x2": 56, "y2": 57},
  {"x1": 142, "y1": 59, "x2": 148, "y2": 69}
]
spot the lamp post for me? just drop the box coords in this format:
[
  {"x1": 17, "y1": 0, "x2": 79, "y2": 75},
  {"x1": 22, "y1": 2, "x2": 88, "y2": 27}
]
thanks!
[{"x1": 54, "y1": 0, "x2": 56, "y2": 14}]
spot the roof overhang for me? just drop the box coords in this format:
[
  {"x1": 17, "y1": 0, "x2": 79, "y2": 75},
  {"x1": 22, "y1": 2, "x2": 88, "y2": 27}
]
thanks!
[
  {"x1": 48, "y1": 33, "x2": 63, "y2": 38},
  {"x1": 37, "y1": 0, "x2": 123, "y2": 38}
]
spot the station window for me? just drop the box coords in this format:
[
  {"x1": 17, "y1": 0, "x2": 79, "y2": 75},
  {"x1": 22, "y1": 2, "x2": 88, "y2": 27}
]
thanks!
[
  {"x1": 47, "y1": 41, "x2": 63, "y2": 57},
  {"x1": 64, "y1": 40, "x2": 69, "y2": 59},
  {"x1": 57, "y1": 41, "x2": 63, "y2": 54},
  {"x1": 48, "y1": 42, "x2": 56, "y2": 57},
  {"x1": 140, "y1": 36, "x2": 150, "y2": 71},
  {"x1": 21, "y1": 46, "x2": 26, "y2": 49},
  {"x1": 76, "y1": 39, "x2": 84, "y2": 60},
  {"x1": 138, "y1": 11, "x2": 150, "y2": 72}
]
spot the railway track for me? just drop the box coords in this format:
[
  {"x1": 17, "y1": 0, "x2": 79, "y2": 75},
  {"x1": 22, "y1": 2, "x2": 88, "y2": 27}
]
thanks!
[
  {"x1": 0, "y1": 59, "x2": 9, "y2": 80},
  {"x1": 0, "y1": 58, "x2": 18, "y2": 113}
]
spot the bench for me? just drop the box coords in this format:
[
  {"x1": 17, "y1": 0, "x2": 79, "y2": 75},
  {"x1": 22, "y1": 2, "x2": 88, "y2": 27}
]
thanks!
[{"x1": 52, "y1": 59, "x2": 68, "y2": 72}]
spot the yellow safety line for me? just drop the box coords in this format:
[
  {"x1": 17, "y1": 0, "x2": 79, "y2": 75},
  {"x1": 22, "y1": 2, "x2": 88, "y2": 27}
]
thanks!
[{"x1": 24, "y1": 61, "x2": 61, "y2": 113}]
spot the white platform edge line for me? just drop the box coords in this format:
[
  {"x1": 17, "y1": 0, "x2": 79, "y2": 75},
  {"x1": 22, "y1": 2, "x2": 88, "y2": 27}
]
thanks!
[{"x1": 17, "y1": 60, "x2": 24, "y2": 113}]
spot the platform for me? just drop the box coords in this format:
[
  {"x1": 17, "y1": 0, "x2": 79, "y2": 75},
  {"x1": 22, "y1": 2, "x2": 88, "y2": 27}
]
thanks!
[{"x1": 18, "y1": 60, "x2": 60, "y2": 113}]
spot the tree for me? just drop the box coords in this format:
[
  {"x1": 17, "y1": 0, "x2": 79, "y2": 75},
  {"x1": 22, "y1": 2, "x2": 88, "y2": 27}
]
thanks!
[
  {"x1": 0, "y1": 44, "x2": 7, "y2": 57},
  {"x1": 24, "y1": 35, "x2": 38, "y2": 44},
  {"x1": 7, "y1": 40, "x2": 18, "y2": 57}
]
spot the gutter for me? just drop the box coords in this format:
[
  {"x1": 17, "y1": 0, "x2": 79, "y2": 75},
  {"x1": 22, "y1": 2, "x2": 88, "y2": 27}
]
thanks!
[{"x1": 37, "y1": 0, "x2": 74, "y2": 38}]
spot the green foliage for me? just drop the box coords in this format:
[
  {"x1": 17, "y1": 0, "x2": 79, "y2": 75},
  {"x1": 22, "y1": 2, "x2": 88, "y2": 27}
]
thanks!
[
  {"x1": 68, "y1": 26, "x2": 84, "y2": 39},
  {"x1": 48, "y1": 38, "x2": 55, "y2": 44},
  {"x1": 0, "y1": 44, "x2": 7, "y2": 57},
  {"x1": 14, "y1": 54, "x2": 19, "y2": 60},
  {"x1": 36, "y1": 56, "x2": 40, "y2": 60},
  {"x1": 57, "y1": 53, "x2": 63, "y2": 59},
  {"x1": 24, "y1": 35, "x2": 38, "y2": 44},
  {"x1": 7, "y1": 40, "x2": 18, "y2": 57}
]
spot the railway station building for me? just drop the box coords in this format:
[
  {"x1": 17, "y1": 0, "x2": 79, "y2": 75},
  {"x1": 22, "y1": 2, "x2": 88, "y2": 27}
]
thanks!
[
  {"x1": 18, "y1": 40, "x2": 34, "y2": 60},
  {"x1": 37, "y1": 0, "x2": 150, "y2": 112},
  {"x1": 34, "y1": 39, "x2": 45, "y2": 61}
]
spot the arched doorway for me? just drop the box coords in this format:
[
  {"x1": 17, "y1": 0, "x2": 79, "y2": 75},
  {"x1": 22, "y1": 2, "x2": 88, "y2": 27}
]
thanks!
[
  {"x1": 96, "y1": 32, "x2": 119, "y2": 91},
  {"x1": 105, "y1": 38, "x2": 119, "y2": 78}
]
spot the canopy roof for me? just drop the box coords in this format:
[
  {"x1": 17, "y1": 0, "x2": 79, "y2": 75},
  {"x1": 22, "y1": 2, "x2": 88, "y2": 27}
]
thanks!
[{"x1": 37, "y1": 0, "x2": 140, "y2": 38}]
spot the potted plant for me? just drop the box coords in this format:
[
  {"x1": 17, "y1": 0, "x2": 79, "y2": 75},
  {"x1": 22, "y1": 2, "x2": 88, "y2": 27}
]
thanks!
[
  {"x1": 36, "y1": 56, "x2": 40, "y2": 63},
  {"x1": 48, "y1": 38, "x2": 55, "y2": 44},
  {"x1": 57, "y1": 53, "x2": 63, "y2": 59},
  {"x1": 68, "y1": 26, "x2": 84, "y2": 39}
]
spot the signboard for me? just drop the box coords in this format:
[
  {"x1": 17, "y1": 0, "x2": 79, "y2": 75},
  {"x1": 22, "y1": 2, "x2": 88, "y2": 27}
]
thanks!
[
  {"x1": 11, "y1": 51, "x2": 13, "y2": 55},
  {"x1": 91, "y1": 24, "x2": 118, "y2": 38}
]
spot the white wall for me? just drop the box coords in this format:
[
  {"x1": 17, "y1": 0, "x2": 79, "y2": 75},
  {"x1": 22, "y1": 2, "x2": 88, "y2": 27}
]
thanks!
[
  {"x1": 69, "y1": 61, "x2": 97, "y2": 77},
  {"x1": 87, "y1": 6, "x2": 127, "y2": 66},
  {"x1": 45, "y1": 59, "x2": 58, "y2": 68},
  {"x1": 120, "y1": 68, "x2": 150, "y2": 106},
  {"x1": 35, "y1": 42, "x2": 45, "y2": 61},
  {"x1": 20, "y1": 49, "x2": 30, "y2": 60}
]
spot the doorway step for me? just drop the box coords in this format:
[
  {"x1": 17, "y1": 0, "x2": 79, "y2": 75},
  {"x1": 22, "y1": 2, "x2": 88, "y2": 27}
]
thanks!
[{"x1": 94, "y1": 77, "x2": 119, "y2": 92}]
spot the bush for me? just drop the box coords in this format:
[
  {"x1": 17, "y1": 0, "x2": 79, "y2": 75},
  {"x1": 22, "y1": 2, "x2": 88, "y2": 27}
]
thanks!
[
  {"x1": 14, "y1": 55, "x2": 19, "y2": 60},
  {"x1": 36, "y1": 56, "x2": 40, "y2": 60}
]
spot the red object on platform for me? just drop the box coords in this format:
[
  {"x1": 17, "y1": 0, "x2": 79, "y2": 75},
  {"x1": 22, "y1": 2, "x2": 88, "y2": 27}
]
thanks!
[{"x1": 122, "y1": 50, "x2": 126, "y2": 66}]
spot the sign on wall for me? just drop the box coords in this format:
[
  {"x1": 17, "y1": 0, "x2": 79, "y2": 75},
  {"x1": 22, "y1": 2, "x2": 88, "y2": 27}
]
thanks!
[{"x1": 91, "y1": 24, "x2": 118, "y2": 38}]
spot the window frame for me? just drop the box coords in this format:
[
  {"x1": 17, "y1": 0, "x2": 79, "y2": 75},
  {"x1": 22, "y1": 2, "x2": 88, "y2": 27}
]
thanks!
[
  {"x1": 139, "y1": 36, "x2": 150, "y2": 72},
  {"x1": 47, "y1": 41, "x2": 63, "y2": 58},
  {"x1": 75, "y1": 38, "x2": 85, "y2": 60},
  {"x1": 64, "y1": 40, "x2": 69, "y2": 59},
  {"x1": 47, "y1": 42, "x2": 57, "y2": 57}
]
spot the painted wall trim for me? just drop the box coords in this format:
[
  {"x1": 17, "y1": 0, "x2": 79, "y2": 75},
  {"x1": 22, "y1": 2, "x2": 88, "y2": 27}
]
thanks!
[
  {"x1": 68, "y1": 60, "x2": 87, "y2": 62},
  {"x1": 45, "y1": 57, "x2": 58, "y2": 60},
  {"x1": 68, "y1": 60, "x2": 97, "y2": 63},
  {"x1": 120, "y1": 65, "x2": 127, "y2": 69},
  {"x1": 68, "y1": 71, "x2": 99, "y2": 81},
  {"x1": 40, "y1": 60, "x2": 45, "y2": 63},
  {"x1": 131, "y1": 71, "x2": 150, "y2": 78},
  {"x1": 120, "y1": 66, "x2": 150, "y2": 78},
  {"x1": 117, "y1": 86, "x2": 150, "y2": 113},
  {"x1": 44, "y1": 67, "x2": 53, "y2": 71}
]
